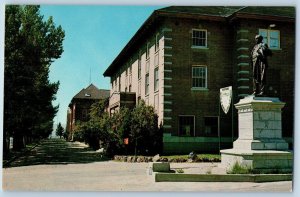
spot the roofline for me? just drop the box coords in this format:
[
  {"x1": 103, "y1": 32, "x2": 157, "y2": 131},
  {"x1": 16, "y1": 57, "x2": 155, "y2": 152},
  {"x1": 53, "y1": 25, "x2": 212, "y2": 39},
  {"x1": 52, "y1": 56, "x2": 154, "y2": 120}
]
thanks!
[
  {"x1": 103, "y1": 7, "x2": 295, "y2": 77},
  {"x1": 230, "y1": 12, "x2": 295, "y2": 23},
  {"x1": 103, "y1": 9, "x2": 229, "y2": 77},
  {"x1": 103, "y1": 10, "x2": 159, "y2": 77}
]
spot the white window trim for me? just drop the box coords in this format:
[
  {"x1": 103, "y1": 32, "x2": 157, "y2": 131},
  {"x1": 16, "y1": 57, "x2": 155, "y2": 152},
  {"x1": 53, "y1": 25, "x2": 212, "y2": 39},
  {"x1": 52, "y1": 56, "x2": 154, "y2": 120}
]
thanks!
[
  {"x1": 154, "y1": 67, "x2": 159, "y2": 92},
  {"x1": 192, "y1": 65, "x2": 208, "y2": 89},
  {"x1": 145, "y1": 73, "x2": 149, "y2": 96},
  {"x1": 154, "y1": 53, "x2": 159, "y2": 68},
  {"x1": 259, "y1": 28, "x2": 281, "y2": 49},
  {"x1": 138, "y1": 53, "x2": 142, "y2": 80},
  {"x1": 192, "y1": 29, "x2": 208, "y2": 48},
  {"x1": 146, "y1": 59, "x2": 150, "y2": 74},
  {"x1": 178, "y1": 115, "x2": 195, "y2": 137}
]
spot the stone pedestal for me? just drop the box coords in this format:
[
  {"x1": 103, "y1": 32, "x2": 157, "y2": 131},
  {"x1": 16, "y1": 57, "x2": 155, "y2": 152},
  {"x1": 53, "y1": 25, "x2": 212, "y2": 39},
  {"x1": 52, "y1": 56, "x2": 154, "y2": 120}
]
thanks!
[{"x1": 221, "y1": 96, "x2": 293, "y2": 173}]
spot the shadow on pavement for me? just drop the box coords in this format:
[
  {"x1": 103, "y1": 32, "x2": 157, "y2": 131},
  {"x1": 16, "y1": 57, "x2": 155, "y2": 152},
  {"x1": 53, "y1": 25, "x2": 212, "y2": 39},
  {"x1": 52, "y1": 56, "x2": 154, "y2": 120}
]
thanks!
[{"x1": 5, "y1": 139, "x2": 109, "y2": 168}]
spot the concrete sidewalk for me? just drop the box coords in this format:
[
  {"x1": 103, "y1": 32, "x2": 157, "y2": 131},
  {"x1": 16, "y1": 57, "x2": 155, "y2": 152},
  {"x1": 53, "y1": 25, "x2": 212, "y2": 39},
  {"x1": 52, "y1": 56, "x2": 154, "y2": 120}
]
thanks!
[
  {"x1": 170, "y1": 162, "x2": 226, "y2": 174},
  {"x1": 2, "y1": 139, "x2": 293, "y2": 192}
]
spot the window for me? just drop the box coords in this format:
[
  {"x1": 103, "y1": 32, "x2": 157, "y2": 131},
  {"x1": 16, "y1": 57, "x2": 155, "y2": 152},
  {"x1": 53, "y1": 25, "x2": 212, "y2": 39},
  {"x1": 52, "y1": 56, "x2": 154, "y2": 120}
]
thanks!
[
  {"x1": 204, "y1": 117, "x2": 218, "y2": 136},
  {"x1": 155, "y1": 33, "x2": 159, "y2": 51},
  {"x1": 118, "y1": 76, "x2": 121, "y2": 92},
  {"x1": 154, "y1": 54, "x2": 159, "y2": 67},
  {"x1": 192, "y1": 66, "x2": 207, "y2": 88},
  {"x1": 138, "y1": 56, "x2": 141, "y2": 79},
  {"x1": 125, "y1": 69, "x2": 128, "y2": 87},
  {"x1": 115, "y1": 79, "x2": 117, "y2": 91},
  {"x1": 145, "y1": 73, "x2": 149, "y2": 95},
  {"x1": 138, "y1": 81, "x2": 141, "y2": 96},
  {"x1": 146, "y1": 42, "x2": 150, "y2": 59},
  {"x1": 154, "y1": 94, "x2": 159, "y2": 112},
  {"x1": 192, "y1": 29, "x2": 207, "y2": 47},
  {"x1": 259, "y1": 29, "x2": 280, "y2": 49},
  {"x1": 179, "y1": 116, "x2": 195, "y2": 136},
  {"x1": 154, "y1": 67, "x2": 159, "y2": 91},
  {"x1": 146, "y1": 60, "x2": 150, "y2": 73},
  {"x1": 129, "y1": 85, "x2": 132, "y2": 92}
]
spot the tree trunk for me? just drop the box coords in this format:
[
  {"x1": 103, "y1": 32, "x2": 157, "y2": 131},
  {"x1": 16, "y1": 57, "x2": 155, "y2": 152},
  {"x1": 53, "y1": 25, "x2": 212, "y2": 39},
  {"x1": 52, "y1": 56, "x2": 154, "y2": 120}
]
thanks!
[
  {"x1": 3, "y1": 130, "x2": 9, "y2": 158},
  {"x1": 13, "y1": 132, "x2": 25, "y2": 151}
]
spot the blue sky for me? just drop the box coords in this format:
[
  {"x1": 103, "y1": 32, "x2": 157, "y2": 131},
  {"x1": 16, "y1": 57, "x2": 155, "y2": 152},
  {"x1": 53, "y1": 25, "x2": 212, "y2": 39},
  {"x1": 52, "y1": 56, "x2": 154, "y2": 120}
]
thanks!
[{"x1": 39, "y1": 5, "x2": 163, "y2": 128}]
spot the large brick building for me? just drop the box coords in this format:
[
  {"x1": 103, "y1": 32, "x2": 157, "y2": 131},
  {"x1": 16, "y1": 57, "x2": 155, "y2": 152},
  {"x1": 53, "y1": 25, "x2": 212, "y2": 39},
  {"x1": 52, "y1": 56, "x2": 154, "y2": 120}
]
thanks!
[
  {"x1": 103, "y1": 6, "x2": 295, "y2": 154},
  {"x1": 66, "y1": 84, "x2": 110, "y2": 140}
]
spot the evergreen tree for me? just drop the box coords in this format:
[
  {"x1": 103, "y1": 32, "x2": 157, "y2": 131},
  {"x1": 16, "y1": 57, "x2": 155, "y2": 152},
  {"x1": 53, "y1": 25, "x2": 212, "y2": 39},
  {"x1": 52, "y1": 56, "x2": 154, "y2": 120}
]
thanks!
[
  {"x1": 4, "y1": 5, "x2": 65, "y2": 152},
  {"x1": 56, "y1": 123, "x2": 64, "y2": 139}
]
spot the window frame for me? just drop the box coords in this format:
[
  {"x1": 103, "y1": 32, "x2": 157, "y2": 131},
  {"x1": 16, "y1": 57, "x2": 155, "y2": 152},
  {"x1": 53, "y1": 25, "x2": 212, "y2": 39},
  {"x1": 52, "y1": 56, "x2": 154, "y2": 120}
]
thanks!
[
  {"x1": 259, "y1": 29, "x2": 280, "y2": 49},
  {"x1": 192, "y1": 65, "x2": 208, "y2": 89},
  {"x1": 145, "y1": 73, "x2": 149, "y2": 95},
  {"x1": 146, "y1": 42, "x2": 150, "y2": 59},
  {"x1": 192, "y1": 29, "x2": 208, "y2": 48},
  {"x1": 204, "y1": 116, "x2": 219, "y2": 137},
  {"x1": 138, "y1": 53, "x2": 141, "y2": 80},
  {"x1": 154, "y1": 67, "x2": 159, "y2": 92},
  {"x1": 118, "y1": 75, "x2": 121, "y2": 92},
  {"x1": 178, "y1": 115, "x2": 195, "y2": 137}
]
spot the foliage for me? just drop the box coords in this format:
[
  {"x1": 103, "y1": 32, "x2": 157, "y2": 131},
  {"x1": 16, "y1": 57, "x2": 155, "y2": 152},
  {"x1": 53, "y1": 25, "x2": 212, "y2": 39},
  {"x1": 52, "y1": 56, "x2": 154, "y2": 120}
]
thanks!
[
  {"x1": 159, "y1": 154, "x2": 220, "y2": 162},
  {"x1": 55, "y1": 123, "x2": 64, "y2": 139},
  {"x1": 227, "y1": 162, "x2": 253, "y2": 174},
  {"x1": 129, "y1": 100, "x2": 162, "y2": 155},
  {"x1": 176, "y1": 169, "x2": 184, "y2": 173},
  {"x1": 4, "y1": 5, "x2": 65, "y2": 152},
  {"x1": 74, "y1": 99, "x2": 162, "y2": 156}
]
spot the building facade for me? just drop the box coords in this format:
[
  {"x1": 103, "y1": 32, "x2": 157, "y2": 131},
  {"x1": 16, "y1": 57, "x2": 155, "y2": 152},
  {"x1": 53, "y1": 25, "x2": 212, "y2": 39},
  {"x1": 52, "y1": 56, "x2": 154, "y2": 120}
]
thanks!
[
  {"x1": 103, "y1": 6, "x2": 295, "y2": 154},
  {"x1": 66, "y1": 84, "x2": 110, "y2": 140}
]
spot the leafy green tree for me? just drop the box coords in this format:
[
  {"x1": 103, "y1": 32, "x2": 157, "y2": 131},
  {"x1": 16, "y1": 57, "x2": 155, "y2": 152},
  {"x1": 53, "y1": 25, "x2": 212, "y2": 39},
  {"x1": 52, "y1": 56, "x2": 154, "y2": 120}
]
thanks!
[
  {"x1": 4, "y1": 5, "x2": 65, "y2": 152},
  {"x1": 56, "y1": 123, "x2": 64, "y2": 139},
  {"x1": 130, "y1": 101, "x2": 161, "y2": 155}
]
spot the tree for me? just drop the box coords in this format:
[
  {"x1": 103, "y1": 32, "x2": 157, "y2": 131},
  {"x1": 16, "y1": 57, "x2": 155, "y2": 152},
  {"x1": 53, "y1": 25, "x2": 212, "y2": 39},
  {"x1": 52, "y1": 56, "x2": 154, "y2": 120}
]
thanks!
[
  {"x1": 4, "y1": 5, "x2": 65, "y2": 153},
  {"x1": 56, "y1": 123, "x2": 64, "y2": 139},
  {"x1": 130, "y1": 101, "x2": 161, "y2": 155}
]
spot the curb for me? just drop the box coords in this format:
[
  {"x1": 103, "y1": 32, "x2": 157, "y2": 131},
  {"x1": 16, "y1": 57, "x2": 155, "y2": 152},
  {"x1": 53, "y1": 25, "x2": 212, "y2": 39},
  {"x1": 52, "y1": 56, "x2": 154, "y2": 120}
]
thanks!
[{"x1": 154, "y1": 173, "x2": 292, "y2": 183}]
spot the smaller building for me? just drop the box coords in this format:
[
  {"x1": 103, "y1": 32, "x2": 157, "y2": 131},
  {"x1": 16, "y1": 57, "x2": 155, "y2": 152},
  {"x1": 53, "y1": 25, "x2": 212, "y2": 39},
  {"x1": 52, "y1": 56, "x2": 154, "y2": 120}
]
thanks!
[{"x1": 66, "y1": 84, "x2": 110, "y2": 140}]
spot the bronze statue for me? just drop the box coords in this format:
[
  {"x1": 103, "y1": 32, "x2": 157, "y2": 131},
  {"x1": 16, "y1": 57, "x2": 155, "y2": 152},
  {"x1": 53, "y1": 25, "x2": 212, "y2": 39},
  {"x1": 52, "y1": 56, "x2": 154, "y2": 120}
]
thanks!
[{"x1": 251, "y1": 35, "x2": 272, "y2": 96}]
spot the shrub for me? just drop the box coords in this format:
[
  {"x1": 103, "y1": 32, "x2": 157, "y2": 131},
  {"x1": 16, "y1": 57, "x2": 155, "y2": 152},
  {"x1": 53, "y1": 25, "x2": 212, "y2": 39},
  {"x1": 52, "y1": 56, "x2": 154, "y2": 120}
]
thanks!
[{"x1": 227, "y1": 162, "x2": 253, "y2": 174}]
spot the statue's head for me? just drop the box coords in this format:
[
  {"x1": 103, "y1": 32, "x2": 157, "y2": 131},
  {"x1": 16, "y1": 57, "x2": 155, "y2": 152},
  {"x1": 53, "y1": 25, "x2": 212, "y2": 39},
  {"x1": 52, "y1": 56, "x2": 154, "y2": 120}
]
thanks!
[{"x1": 255, "y1": 35, "x2": 263, "y2": 44}]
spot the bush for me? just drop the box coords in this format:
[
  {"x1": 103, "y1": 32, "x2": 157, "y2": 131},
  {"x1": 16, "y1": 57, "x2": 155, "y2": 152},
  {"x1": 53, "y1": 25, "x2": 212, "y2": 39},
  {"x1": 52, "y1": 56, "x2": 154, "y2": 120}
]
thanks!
[
  {"x1": 227, "y1": 162, "x2": 253, "y2": 174},
  {"x1": 74, "y1": 100, "x2": 162, "y2": 156}
]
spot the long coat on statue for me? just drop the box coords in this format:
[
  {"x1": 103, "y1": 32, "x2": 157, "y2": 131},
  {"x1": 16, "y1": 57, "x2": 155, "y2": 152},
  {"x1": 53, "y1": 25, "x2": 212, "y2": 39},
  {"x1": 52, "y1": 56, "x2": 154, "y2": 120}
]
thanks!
[{"x1": 251, "y1": 42, "x2": 272, "y2": 95}]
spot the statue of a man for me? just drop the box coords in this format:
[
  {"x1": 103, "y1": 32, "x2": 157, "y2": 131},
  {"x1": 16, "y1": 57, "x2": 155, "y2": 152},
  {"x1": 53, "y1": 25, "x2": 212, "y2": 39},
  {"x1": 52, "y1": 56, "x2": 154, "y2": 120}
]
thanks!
[{"x1": 251, "y1": 35, "x2": 272, "y2": 96}]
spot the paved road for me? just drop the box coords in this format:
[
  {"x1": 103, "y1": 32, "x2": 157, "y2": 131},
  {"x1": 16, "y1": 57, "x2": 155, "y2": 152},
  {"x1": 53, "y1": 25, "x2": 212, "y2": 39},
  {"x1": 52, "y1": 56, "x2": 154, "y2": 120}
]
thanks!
[{"x1": 2, "y1": 139, "x2": 293, "y2": 192}]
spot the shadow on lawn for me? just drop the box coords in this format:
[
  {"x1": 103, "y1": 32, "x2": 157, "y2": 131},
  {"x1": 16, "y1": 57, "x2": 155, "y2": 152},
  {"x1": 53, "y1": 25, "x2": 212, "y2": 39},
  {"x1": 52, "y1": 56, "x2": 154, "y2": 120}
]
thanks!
[{"x1": 4, "y1": 139, "x2": 109, "y2": 168}]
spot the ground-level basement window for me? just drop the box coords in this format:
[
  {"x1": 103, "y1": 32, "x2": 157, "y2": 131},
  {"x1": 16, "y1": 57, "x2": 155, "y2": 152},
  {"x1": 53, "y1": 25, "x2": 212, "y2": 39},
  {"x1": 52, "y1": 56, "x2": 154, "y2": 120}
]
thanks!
[
  {"x1": 178, "y1": 115, "x2": 195, "y2": 136},
  {"x1": 204, "y1": 116, "x2": 218, "y2": 136}
]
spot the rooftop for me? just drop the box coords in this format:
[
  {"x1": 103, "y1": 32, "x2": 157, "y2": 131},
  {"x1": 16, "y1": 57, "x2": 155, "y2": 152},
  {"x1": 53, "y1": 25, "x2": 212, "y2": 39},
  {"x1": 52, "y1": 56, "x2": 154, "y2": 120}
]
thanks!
[
  {"x1": 72, "y1": 84, "x2": 110, "y2": 100},
  {"x1": 103, "y1": 6, "x2": 295, "y2": 77}
]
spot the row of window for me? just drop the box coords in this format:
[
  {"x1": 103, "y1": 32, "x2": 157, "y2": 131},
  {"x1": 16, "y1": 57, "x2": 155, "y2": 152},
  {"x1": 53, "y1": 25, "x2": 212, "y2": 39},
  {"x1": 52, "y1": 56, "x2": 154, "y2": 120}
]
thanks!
[
  {"x1": 179, "y1": 116, "x2": 218, "y2": 136},
  {"x1": 192, "y1": 28, "x2": 280, "y2": 49},
  {"x1": 113, "y1": 28, "x2": 279, "y2": 92},
  {"x1": 113, "y1": 65, "x2": 207, "y2": 92}
]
